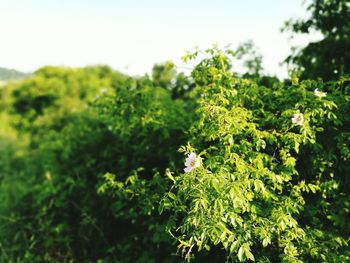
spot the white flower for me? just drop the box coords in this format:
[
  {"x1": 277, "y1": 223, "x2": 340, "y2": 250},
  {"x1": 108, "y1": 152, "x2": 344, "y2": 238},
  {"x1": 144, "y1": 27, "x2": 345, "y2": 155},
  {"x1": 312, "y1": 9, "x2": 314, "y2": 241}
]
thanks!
[
  {"x1": 100, "y1": 87, "x2": 108, "y2": 94},
  {"x1": 292, "y1": 113, "x2": 304, "y2": 126},
  {"x1": 314, "y1": 88, "x2": 327, "y2": 98},
  {"x1": 184, "y1": 152, "x2": 201, "y2": 173}
]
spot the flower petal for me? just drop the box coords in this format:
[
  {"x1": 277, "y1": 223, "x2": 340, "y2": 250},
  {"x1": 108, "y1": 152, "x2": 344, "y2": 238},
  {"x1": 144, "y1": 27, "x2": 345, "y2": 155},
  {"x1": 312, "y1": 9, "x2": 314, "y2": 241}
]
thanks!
[
  {"x1": 184, "y1": 166, "x2": 193, "y2": 173},
  {"x1": 185, "y1": 152, "x2": 196, "y2": 166}
]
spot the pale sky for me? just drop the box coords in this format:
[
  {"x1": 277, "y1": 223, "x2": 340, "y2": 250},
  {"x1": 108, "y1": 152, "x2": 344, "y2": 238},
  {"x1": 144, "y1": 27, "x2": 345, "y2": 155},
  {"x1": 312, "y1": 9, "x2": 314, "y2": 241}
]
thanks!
[{"x1": 0, "y1": 0, "x2": 317, "y2": 78}]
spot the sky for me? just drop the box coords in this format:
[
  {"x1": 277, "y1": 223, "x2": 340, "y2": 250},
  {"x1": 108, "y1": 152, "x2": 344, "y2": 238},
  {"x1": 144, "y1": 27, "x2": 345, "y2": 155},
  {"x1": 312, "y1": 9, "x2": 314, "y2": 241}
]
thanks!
[{"x1": 0, "y1": 0, "x2": 318, "y2": 78}]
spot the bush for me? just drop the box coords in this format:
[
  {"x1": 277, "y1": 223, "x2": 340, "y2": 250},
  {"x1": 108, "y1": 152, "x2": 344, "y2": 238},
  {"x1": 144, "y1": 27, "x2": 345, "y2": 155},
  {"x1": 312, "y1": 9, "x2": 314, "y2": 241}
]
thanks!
[
  {"x1": 162, "y1": 49, "x2": 350, "y2": 262},
  {"x1": 0, "y1": 51, "x2": 349, "y2": 262}
]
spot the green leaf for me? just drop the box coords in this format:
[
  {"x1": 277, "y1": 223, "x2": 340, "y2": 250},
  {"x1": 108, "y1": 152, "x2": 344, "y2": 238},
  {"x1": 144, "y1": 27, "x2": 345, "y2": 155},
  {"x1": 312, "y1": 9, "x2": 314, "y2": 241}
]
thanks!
[{"x1": 237, "y1": 245, "x2": 245, "y2": 262}]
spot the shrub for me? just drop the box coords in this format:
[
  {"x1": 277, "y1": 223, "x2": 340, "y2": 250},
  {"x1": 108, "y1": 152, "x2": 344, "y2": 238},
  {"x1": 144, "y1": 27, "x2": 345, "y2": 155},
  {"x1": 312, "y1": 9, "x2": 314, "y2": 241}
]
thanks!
[
  {"x1": 162, "y1": 49, "x2": 350, "y2": 262},
  {"x1": 0, "y1": 51, "x2": 349, "y2": 262}
]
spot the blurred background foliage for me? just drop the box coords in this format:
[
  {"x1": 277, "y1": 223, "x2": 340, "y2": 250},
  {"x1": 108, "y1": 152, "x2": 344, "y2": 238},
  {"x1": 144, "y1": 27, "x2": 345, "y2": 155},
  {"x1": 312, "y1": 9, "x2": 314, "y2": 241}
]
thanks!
[{"x1": 284, "y1": 0, "x2": 350, "y2": 80}]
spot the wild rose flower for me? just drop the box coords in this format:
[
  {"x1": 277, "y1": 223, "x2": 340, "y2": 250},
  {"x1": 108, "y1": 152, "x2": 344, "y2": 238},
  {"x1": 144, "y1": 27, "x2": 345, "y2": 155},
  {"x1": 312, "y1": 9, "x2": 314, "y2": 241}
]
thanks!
[
  {"x1": 292, "y1": 113, "x2": 304, "y2": 126},
  {"x1": 184, "y1": 152, "x2": 201, "y2": 173},
  {"x1": 314, "y1": 88, "x2": 327, "y2": 98}
]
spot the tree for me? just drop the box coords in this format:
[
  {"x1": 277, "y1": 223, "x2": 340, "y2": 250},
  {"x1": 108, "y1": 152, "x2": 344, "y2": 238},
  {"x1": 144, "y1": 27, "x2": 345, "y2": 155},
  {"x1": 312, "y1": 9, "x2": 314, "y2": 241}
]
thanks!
[
  {"x1": 236, "y1": 40, "x2": 263, "y2": 78},
  {"x1": 152, "y1": 61, "x2": 195, "y2": 99},
  {"x1": 284, "y1": 0, "x2": 350, "y2": 80}
]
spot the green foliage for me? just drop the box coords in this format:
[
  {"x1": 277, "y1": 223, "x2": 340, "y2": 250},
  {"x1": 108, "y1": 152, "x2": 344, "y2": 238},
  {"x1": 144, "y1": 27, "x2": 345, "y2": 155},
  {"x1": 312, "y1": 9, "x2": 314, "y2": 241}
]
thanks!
[
  {"x1": 162, "y1": 49, "x2": 350, "y2": 262},
  {"x1": 0, "y1": 66, "x2": 192, "y2": 262},
  {"x1": 8, "y1": 66, "x2": 126, "y2": 145},
  {"x1": 284, "y1": 0, "x2": 350, "y2": 80},
  {"x1": 152, "y1": 61, "x2": 195, "y2": 99},
  {"x1": 236, "y1": 41, "x2": 264, "y2": 78},
  {"x1": 0, "y1": 49, "x2": 349, "y2": 263}
]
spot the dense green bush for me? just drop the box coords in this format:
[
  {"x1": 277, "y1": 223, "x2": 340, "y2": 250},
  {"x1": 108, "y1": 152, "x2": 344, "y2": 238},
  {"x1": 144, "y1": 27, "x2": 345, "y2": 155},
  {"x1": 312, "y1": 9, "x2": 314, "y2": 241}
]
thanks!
[
  {"x1": 162, "y1": 49, "x2": 350, "y2": 262},
  {"x1": 0, "y1": 65, "x2": 192, "y2": 262},
  {"x1": 0, "y1": 50, "x2": 349, "y2": 262}
]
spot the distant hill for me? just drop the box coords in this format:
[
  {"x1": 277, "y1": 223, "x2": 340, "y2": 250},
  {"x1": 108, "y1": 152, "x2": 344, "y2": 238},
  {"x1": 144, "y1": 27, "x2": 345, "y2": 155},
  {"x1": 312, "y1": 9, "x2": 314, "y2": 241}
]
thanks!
[{"x1": 0, "y1": 67, "x2": 28, "y2": 81}]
